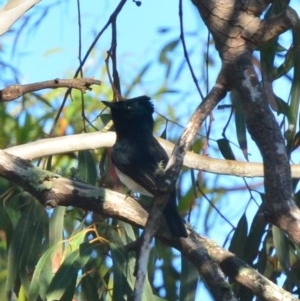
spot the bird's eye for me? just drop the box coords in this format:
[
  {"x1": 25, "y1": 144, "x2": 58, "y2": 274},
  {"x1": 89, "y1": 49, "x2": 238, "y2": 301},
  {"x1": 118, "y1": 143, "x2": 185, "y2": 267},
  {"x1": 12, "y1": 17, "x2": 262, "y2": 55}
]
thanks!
[{"x1": 126, "y1": 104, "x2": 132, "y2": 110}]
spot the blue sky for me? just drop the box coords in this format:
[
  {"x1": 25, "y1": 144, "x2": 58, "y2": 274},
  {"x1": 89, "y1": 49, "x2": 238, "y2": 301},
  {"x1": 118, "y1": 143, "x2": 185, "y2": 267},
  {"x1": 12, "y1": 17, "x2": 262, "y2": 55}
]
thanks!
[{"x1": 1, "y1": 0, "x2": 299, "y2": 299}]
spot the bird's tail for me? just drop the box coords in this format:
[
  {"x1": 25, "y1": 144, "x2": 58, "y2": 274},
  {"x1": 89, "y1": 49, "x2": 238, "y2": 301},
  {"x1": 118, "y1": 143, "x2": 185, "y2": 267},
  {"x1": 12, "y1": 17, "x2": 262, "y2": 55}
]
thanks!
[{"x1": 163, "y1": 192, "x2": 188, "y2": 238}]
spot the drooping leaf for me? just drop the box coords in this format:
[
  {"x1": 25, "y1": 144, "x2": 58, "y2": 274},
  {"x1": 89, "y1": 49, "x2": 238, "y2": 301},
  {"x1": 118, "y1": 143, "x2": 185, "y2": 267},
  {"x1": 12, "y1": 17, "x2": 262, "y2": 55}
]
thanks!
[
  {"x1": 273, "y1": 46, "x2": 294, "y2": 80},
  {"x1": 45, "y1": 250, "x2": 79, "y2": 301},
  {"x1": 49, "y1": 207, "x2": 65, "y2": 246},
  {"x1": 110, "y1": 242, "x2": 135, "y2": 300},
  {"x1": 272, "y1": 226, "x2": 290, "y2": 271},
  {"x1": 179, "y1": 256, "x2": 198, "y2": 301},
  {"x1": 217, "y1": 138, "x2": 236, "y2": 160},
  {"x1": 159, "y1": 38, "x2": 180, "y2": 78},
  {"x1": 28, "y1": 245, "x2": 59, "y2": 300},
  {"x1": 80, "y1": 274, "x2": 100, "y2": 301},
  {"x1": 229, "y1": 213, "x2": 248, "y2": 259},
  {"x1": 77, "y1": 150, "x2": 97, "y2": 185},
  {"x1": 6, "y1": 200, "x2": 47, "y2": 294},
  {"x1": 231, "y1": 90, "x2": 248, "y2": 160},
  {"x1": 124, "y1": 63, "x2": 151, "y2": 97},
  {"x1": 286, "y1": 28, "x2": 300, "y2": 153},
  {"x1": 244, "y1": 208, "x2": 267, "y2": 264}
]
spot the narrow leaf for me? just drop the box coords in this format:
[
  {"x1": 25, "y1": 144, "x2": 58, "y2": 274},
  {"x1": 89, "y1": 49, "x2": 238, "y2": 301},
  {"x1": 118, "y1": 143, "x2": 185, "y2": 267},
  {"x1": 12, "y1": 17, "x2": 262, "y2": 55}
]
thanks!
[
  {"x1": 179, "y1": 255, "x2": 198, "y2": 301},
  {"x1": 217, "y1": 138, "x2": 235, "y2": 160},
  {"x1": 77, "y1": 150, "x2": 97, "y2": 185},
  {"x1": 229, "y1": 214, "x2": 248, "y2": 259},
  {"x1": 245, "y1": 209, "x2": 267, "y2": 263},
  {"x1": 45, "y1": 250, "x2": 80, "y2": 301},
  {"x1": 272, "y1": 226, "x2": 290, "y2": 271}
]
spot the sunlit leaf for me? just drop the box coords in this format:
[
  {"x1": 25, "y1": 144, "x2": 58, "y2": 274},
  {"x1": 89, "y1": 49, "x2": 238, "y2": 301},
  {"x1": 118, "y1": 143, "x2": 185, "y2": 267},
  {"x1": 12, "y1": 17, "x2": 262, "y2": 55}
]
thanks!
[
  {"x1": 272, "y1": 226, "x2": 290, "y2": 271},
  {"x1": 45, "y1": 250, "x2": 79, "y2": 301},
  {"x1": 28, "y1": 245, "x2": 57, "y2": 300},
  {"x1": 6, "y1": 200, "x2": 47, "y2": 293}
]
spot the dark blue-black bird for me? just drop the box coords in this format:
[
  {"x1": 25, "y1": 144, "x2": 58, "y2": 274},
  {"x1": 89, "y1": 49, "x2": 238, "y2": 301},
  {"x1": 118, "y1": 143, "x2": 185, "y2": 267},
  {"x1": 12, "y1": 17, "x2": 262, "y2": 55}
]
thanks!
[{"x1": 102, "y1": 96, "x2": 187, "y2": 237}]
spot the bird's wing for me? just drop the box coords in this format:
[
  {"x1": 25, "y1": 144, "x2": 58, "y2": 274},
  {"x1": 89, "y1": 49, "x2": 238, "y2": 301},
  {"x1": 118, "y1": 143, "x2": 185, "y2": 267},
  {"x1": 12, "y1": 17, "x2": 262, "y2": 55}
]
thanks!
[{"x1": 111, "y1": 138, "x2": 168, "y2": 194}]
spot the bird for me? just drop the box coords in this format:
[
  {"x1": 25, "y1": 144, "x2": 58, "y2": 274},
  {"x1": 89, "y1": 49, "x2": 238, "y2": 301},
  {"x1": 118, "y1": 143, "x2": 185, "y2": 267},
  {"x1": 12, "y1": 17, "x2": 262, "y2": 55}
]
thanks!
[{"x1": 102, "y1": 95, "x2": 188, "y2": 238}]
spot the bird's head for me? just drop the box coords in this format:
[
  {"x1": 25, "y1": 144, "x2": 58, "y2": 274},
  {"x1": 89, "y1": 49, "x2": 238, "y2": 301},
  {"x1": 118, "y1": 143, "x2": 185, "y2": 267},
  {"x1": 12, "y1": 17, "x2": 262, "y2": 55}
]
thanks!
[{"x1": 102, "y1": 96, "x2": 154, "y2": 134}]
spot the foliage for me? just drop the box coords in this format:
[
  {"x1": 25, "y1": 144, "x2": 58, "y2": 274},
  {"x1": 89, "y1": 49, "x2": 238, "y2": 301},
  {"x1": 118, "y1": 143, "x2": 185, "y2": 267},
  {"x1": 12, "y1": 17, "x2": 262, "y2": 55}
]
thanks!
[{"x1": 0, "y1": 1, "x2": 300, "y2": 300}]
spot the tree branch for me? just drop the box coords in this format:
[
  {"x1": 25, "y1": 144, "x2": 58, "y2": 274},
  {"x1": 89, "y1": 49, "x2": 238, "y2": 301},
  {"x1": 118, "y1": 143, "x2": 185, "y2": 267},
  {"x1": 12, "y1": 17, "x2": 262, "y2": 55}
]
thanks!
[
  {"x1": 191, "y1": 0, "x2": 300, "y2": 244},
  {"x1": 4, "y1": 132, "x2": 300, "y2": 178},
  {"x1": 133, "y1": 83, "x2": 227, "y2": 301},
  {"x1": 0, "y1": 149, "x2": 297, "y2": 301},
  {"x1": 0, "y1": 78, "x2": 101, "y2": 102},
  {"x1": 0, "y1": 0, "x2": 40, "y2": 36},
  {"x1": 248, "y1": 7, "x2": 299, "y2": 44}
]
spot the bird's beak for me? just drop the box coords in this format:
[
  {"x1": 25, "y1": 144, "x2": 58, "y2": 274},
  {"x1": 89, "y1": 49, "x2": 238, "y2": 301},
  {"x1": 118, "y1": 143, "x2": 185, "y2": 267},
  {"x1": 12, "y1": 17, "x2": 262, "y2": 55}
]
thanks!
[{"x1": 101, "y1": 100, "x2": 113, "y2": 108}]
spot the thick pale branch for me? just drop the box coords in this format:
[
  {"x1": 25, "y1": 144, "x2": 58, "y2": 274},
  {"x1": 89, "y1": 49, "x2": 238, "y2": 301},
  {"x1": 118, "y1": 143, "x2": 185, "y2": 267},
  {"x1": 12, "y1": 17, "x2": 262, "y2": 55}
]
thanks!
[
  {"x1": 0, "y1": 149, "x2": 235, "y2": 300},
  {"x1": 0, "y1": 150, "x2": 296, "y2": 301},
  {"x1": 0, "y1": 78, "x2": 101, "y2": 102},
  {"x1": 4, "y1": 132, "x2": 300, "y2": 178},
  {"x1": 0, "y1": 150, "x2": 147, "y2": 226},
  {"x1": 0, "y1": 0, "x2": 40, "y2": 36}
]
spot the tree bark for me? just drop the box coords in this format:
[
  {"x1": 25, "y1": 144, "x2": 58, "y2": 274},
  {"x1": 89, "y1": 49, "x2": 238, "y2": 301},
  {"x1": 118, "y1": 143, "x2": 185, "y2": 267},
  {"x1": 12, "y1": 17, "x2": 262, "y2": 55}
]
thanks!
[
  {"x1": 191, "y1": 0, "x2": 300, "y2": 243},
  {"x1": 0, "y1": 149, "x2": 297, "y2": 301}
]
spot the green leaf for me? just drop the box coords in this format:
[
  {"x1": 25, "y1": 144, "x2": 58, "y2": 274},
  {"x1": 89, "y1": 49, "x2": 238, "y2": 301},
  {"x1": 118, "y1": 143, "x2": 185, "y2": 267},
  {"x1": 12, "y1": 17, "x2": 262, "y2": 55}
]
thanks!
[
  {"x1": 275, "y1": 95, "x2": 291, "y2": 118},
  {"x1": 77, "y1": 150, "x2": 97, "y2": 185},
  {"x1": 229, "y1": 213, "x2": 248, "y2": 259},
  {"x1": 49, "y1": 207, "x2": 65, "y2": 245},
  {"x1": 231, "y1": 90, "x2": 248, "y2": 160},
  {"x1": 217, "y1": 138, "x2": 236, "y2": 160},
  {"x1": 287, "y1": 28, "x2": 300, "y2": 153},
  {"x1": 110, "y1": 242, "x2": 135, "y2": 300},
  {"x1": 179, "y1": 255, "x2": 198, "y2": 301},
  {"x1": 273, "y1": 46, "x2": 294, "y2": 80},
  {"x1": 16, "y1": 284, "x2": 27, "y2": 301},
  {"x1": 29, "y1": 228, "x2": 88, "y2": 300},
  {"x1": 6, "y1": 201, "x2": 47, "y2": 293},
  {"x1": 244, "y1": 208, "x2": 267, "y2": 264},
  {"x1": 45, "y1": 250, "x2": 80, "y2": 301},
  {"x1": 124, "y1": 63, "x2": 151, "y2": 97},
  {"x1": 272, "y1": 226, "x2": 290, "y2": 271},
  {"x1": 28, "y1": 245, "x2": 56, "y2": 300},
  {"x1": 80, "y1": 274, "x2": 100, "y2": 301},
  {"x1": 159, "y1": 39, "x2": 180, "y2": 65}
]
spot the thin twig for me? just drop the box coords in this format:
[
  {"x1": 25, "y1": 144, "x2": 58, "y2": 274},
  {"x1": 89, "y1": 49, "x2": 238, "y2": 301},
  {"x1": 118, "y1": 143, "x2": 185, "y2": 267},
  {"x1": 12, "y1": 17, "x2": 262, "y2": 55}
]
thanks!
[
  {"x1": 49, "y1": 0, "x2": 128, "y2": 134},
  {"x1": 179, "y1": 0, "x2": 204, "y2": 100},
  {"x1": 0, "y1": 78, "x2": 101, "y2": 102},
  {"x1": 76, "y1": 0, "x2": 88, "y2": 132},
  {"x1": 5, "y1": 131, "x2": 300, "y2": 178},
  {"x1": 111, "y1": 17, "x2": 121, "y2": 97}
]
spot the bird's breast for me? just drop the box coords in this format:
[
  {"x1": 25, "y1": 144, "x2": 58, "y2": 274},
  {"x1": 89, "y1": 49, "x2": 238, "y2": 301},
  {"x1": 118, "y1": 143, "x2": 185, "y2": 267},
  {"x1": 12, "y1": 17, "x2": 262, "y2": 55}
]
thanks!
[{"x1": 115, "y1": 167, "x2": 153, "y2": 197}]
